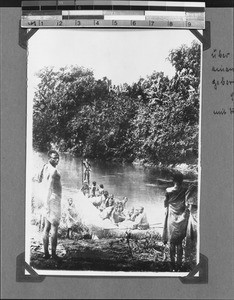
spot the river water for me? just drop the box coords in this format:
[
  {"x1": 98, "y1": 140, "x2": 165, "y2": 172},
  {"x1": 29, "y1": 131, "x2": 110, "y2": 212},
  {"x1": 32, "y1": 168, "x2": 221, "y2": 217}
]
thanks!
[{"x1": 32, "y1": 151, "x2": 175, "y2": 226}]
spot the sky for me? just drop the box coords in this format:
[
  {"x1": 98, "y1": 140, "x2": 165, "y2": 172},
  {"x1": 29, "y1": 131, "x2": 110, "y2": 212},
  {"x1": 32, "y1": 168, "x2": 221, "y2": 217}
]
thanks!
[{"x1": 27, "y1": 28, "x2": 198, "y2": 100}]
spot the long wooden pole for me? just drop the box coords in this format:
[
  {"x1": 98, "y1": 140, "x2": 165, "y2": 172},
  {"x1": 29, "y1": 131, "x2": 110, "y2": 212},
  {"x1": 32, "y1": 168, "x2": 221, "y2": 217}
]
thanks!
[{"x1": 81, "y1": 157, "x2": 83, "y2": 186}]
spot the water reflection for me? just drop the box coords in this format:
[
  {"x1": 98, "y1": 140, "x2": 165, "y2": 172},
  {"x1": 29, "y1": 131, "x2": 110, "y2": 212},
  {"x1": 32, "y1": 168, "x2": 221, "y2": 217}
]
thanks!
[{"x1": 32, "y1": 152, "x2": 174, "y2": 225}]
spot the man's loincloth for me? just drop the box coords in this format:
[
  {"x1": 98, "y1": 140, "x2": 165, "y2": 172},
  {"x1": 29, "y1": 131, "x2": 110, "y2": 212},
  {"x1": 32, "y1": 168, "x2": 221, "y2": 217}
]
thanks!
[{"x1": 46, "y1": 193, "x2": 61, "y2": 225}]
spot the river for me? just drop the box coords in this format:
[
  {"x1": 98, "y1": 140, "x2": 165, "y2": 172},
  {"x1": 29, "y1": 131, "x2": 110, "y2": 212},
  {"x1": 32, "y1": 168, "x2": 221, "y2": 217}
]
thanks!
[{"x1": 31, "y1": 151, "x2": 176, "y2": 226}]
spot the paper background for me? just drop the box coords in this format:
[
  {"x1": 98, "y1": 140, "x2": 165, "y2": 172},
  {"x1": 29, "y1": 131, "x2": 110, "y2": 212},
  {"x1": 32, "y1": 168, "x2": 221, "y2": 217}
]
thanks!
[{"x1": 1, "y1": 7, "x2": 233, "y2": 299}]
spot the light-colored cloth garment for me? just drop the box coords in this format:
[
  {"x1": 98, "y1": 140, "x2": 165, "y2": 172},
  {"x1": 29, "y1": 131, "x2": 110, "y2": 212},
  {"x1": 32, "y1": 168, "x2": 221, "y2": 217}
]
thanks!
[
  {"x1": 186, "y1": 206, "x2": 197, "y2": 240},
  {"x1": 75, "y1": 191, "x2": 117, "y2": 230},
  {"x1": 162, "y1": 186, "x2": 189, "y2": 245},
  {"x1": 185, "y1": 183, "x2": 198, "y2": 241},
  {"x1": 41, "y1": 163, "x2": 62, "y2": 225},
  {"x1": 47, "y1": 193, "x2": 61, "y2": 225}
]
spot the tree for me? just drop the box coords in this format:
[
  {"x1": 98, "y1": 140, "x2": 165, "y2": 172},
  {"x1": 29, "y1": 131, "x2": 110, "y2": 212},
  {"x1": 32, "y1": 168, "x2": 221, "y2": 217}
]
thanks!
[
  {"x1": 33, "y1": 41, "x2": 201, "y2": 167},
  {"x1": 131, "y1": 41, "x2": 201, "y2": 164},
  {"x1": 33, "y1": 66, "x2": 108, "y2": 152}
]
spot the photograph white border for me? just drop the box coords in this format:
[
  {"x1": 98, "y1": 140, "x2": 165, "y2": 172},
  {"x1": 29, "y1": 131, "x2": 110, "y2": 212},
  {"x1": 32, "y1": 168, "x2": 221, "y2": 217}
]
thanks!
[{"x1": 25, "y1": 27, "x2": 202, "y2": 277}]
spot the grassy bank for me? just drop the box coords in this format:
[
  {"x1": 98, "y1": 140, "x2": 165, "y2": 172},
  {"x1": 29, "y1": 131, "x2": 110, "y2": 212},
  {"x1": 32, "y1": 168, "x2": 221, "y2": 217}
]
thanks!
[{"x1": 30, "y1": 224, "x2": 196, "y2": 273}]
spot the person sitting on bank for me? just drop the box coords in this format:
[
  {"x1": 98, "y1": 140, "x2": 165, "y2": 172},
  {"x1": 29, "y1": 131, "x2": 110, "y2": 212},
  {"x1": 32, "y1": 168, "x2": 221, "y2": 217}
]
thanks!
[
  {"x1": 98, "y1": 190, "x2": 109, "y2": 211},
  {"x1": 132, "y1": 206, "x2": 150, "y2": 230},
  {"x1": 126, "y1": 206, "x2": 135, "y2": 221},
  {"x1": 66, "y1": 198, "x2": 77, "y2": 239},
  {"x1": 119, "y1": 196, "x2": 128, "y2": 209},
  {"x1": 99, "y1": 196, "x2": 115, "y2": 220},
  {"x1": 98, "y1": 184, "x2": 104, "y2": 195},
  {"x1": 105, "y1": 194, "x2": 115, "y2": 207},
  {"x1": 90, "y1": 181, "x2": 97, "y2": 197},
  {"x1": 110, "y1": 201, "x2": 126, "y2": 226}
]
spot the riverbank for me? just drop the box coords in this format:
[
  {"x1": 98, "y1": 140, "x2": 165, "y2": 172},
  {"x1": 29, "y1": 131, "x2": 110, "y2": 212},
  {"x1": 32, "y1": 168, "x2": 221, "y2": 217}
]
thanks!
[
  {"x1": 132, "y1": 159, "x2": 198, "y2": 179},
  {"x1": 30, "y1": 224, "x2": 196, "y2": 273},
  {"x1": 30, "y1": 191, "x2": 197, "y2": 273},
  {"x1": 63, "y1": 148, "x2": 198, "y2": 173}
]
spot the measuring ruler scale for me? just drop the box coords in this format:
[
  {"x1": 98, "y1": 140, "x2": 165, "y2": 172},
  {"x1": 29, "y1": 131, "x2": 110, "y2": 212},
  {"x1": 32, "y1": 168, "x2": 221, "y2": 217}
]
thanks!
[{"x1": 21, "y1": 1, "x2": 205, "y2": 29}]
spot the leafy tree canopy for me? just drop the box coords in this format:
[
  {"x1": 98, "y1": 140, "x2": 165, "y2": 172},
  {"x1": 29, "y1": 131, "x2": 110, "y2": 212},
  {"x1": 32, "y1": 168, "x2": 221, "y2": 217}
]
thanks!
[{"x1": 33, "y1": 41, "x2": 201, "y2": 165}]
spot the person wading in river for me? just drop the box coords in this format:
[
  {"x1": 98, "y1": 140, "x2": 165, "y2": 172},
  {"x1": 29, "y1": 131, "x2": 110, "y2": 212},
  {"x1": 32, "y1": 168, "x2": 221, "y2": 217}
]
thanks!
[
  {"x1": 162, "y1": 173, "x2": 189, "y2": 271},
  {"x1": 39, "y1": 150, "x2": 62, "y2": 260},
  {"x1": 83, "y1": 158, "x2": 91, "y2": 185}
]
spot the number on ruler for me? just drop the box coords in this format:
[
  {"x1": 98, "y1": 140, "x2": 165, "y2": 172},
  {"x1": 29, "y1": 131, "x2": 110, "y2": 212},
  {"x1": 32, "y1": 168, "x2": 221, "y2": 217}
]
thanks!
[
  {"x1": 131, "y1": 20, "x2": 136, "y2": 26},
  {"x1": 28, "y1": 21, "x2": 36, "y2": 26},
  {"x1": 38, "y1": 20, "x2": 43, "y2": 26},
  {"x1": 94, "y1": 20, "x2": 100, "y2": 25},
  {"x1": 75, "y1": 20, "x2": 81, "y2": 26},
  {"x1": 57, "y1": 21, "x2": 63, "y2": 26},
  {"x1": 112, "y1": 20, "x2": 118, "y2": 26},
  {"x1": 187, "y1": 22, "x2": 192, "y2": 27},
  {"x1": 168, "y1": 21, "x2": 173, "y2": 26},
  {"x1": 149, "y1": 21, "x2": 154, "y2": 26}
]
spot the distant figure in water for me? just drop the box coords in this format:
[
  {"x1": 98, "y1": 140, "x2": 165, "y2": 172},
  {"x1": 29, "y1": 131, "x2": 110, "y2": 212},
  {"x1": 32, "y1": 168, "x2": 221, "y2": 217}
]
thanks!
[
  {"x1": 162, "y1": 172, "x2": 189, "y2": 271},
  {"x1": 132, "y1": 206, "x2": 149, "y2": 230},
  {"x1": 83, "y1": 158, "x2": 91, "y2": 185},
  {"x1": 39, "y1": 150, "x2": 62, "y2": 260}
]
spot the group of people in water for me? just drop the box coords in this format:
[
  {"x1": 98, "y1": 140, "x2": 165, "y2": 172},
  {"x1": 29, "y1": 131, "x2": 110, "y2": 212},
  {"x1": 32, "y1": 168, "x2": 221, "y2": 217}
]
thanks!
[
  {"x1": 34, "y1": 150, "x2": 198, "y2": 272},
  {"x1": 80, "y1": 180, "x2": 150, "y2": 230}
]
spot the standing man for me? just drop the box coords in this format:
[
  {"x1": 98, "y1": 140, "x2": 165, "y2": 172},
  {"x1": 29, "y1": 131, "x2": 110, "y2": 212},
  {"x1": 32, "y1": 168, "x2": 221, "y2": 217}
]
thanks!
[
  {"x1": 83, "y1": 158, "x2": 91, "y2": 185},
  {"x1": 162, "y1": 173, "x2": 189, "y2": 271},
  {"x1": 40, "y1": 150, "x2": 62, "y2": 260}
]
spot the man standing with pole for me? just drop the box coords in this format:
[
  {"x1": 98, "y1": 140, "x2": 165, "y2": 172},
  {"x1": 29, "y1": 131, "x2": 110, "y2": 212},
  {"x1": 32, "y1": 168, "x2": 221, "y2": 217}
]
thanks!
[
  {"x1": 83, "y1": 157, "x2": 91, "y2": 185},
  {"x1": 81, "y1": 157, "x2": 84, "y2": 185}
]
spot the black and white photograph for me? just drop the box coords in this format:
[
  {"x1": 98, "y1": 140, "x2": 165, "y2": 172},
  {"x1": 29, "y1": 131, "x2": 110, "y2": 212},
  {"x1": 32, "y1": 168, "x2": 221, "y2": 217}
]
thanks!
[{"x1": 25, "y1": 28, "x2": 201, "y2": 276}]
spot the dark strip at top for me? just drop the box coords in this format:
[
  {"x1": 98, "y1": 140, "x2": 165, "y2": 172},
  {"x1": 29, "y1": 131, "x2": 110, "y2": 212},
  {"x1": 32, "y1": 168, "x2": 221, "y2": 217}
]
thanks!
[{"x1": 1, "y1": 0, "x2": 233, "y2": 8}]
